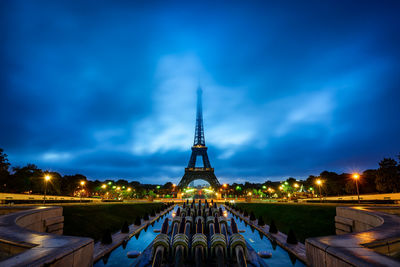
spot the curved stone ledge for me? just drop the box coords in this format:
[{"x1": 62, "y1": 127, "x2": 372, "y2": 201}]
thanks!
[
  {"x1": 306, "y1": 206, "x2": 400, "y2": 267},
  {"x1": 0, "y1": 206, "x2": 93, "y2": 267}
]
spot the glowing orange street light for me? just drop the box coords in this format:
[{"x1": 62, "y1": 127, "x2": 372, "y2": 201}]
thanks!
[
  {"x1": 223, "y1": 183, "x2": 228, "y2": 188},
  {"x1": 352, "y1": 173, "x2": 361, "y2": 204},
  {"x1": 43, "y1": 175, "x2": 51, "y2": 204},
  {"x1": 80, "y1": 181, "x2": 86, "y2": 203},
  {"x1": 101, "y1": 184, "x2": 107, "y2": 189},
  {"x1": 316, "y1": 179, "x2": 323, "y2": 202}
]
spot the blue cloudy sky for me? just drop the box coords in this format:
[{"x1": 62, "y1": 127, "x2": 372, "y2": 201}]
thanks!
[{"x1": 1, "y1": 0, "x2": 400, "y2": 184}]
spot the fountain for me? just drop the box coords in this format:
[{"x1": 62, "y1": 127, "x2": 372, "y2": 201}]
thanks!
[{"x1": 132, "y1": 199, "x2": 267, "y2": 267}]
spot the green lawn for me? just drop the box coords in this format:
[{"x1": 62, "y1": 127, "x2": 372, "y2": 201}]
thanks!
[
  {"x1": 234, "y1": 203, "x2": 337, "y2": 243},
  {"x1": 63, "y1": 203, "x2": 163, "y2": 241}
]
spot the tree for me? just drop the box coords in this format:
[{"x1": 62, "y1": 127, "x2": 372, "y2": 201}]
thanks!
[
  {"x1": 375, "y1": 158, "x2": 399, "y2": 193},
  {"x1": 163, "y1": 182, "x2": 173, "y2": 190},
  {"x1": 0, "y1": 149, "x2": 11, "y2": 191},
  {"x1": 116, "y1": 179, "x2": 129, "y2": 187},
  {"x1": 359, "y1": 169, "x2": 377, "y2": 194},
  {"x1": 42, "y1": 171, "x2": 62, "y2": 195},
  {"x1": 345, "y1": 180, "x2": 356, "y2": 194},
  {"x1": 11, "y1": 164, "x2": 42, "y2": 193},
  {"x1": 320, "y1": 171, "x2": 346, "y2": 196},
  {"x1": 61, "y1": 174, "x2": 87, "y2": 196}
]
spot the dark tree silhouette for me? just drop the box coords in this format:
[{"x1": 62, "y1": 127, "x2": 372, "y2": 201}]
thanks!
[
  {"x1": 11, "y1": 164, "x2": 42, "y2": 193},
  {"x1": 0, "y1": 149, "x2": 11, "y2": 191},
  {"x1": 376, "y1": 158, "x2": 400, "y2": 192},
  {"x1": 61, "y1": 174, "x2": 87, "y2": 196}
]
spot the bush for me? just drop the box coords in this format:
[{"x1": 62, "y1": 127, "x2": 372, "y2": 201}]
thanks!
[
  {"x1": 101, "y1": 229, "x2": 112, "y2": 244},
  {"x1": 250, "y1": 211, "x2": 256, "y2": 221},
  {"x1": 244, "y1": 210, "x2": 248, "y2": 217},
  {"x1": 121, "y1": 221, "x2": 129, "y2": 233},
  {"x1": 150, "y1": 209, "x2": 156, "y2": 217},
  {"x1": 286, "y1": 229, "x2": 298, "y2": 244},
  {"x1": 134, "y1": 216, "x2": 141, "y2": 226},
  {"x1": 269, "y1": 219, "x2": 278, "y2": 233},
  {"x1": 258, "y1": 216, "x2": 265, "y2": 226},
  {"x1": 143, "y1": 212, "x2": 150, "y2": 221}
]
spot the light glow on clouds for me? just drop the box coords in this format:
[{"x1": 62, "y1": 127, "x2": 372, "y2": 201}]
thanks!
[
  {"x1": 42, "y1": 152, "x2": 72, "y2": 162},
  {"x1": 274, "y1": 90, "x2": 335, "y2": 137},
  {"x1": 132, "y1": 54, "x2": 257, "y2": 158}
]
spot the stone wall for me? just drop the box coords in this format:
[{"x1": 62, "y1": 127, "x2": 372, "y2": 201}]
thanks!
[
  {"x1": 306, "y1": 207, "x2": 400, "y2": 267},
  {"x1": 0, "y1": 206, "x2": 93, "y2": 266},
  {"x1": 300, "y1": 192, "x2": 400, "y2": 202},
  {"x1": 335, "y1": 207, "x2": 383, "y2": 235},
  {"x1": 0, "y1": 192, "x2": 102, "y2": 204},
  {"x1": 15, "y1": 206, "x2": 64, "y2": 235}
]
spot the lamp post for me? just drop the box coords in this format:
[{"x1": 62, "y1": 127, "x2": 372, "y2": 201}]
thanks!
[
  {"x1": 316, "y1": 179, "x2": 322, "y2": 202},
  {"x1": 101, "y1": 184, "x2": 107, "y2": 199},
  {"x1": 223, "y1": 183, "x2": 228, "y2": 198},
  {"x1": 294, "y1": 183, "x2": 299, "y2": 196},
  {"x1": 43, "y1": 175, "x2": 51, "y2": 204},
  {"x1": 353, "y1": 173, "x2": 361, "y2": 204},
  {"x1": 80, "y1": 181, "x2": 85, "y2": 203}
]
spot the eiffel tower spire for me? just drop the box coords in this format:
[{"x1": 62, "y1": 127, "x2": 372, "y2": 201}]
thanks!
[{"x1": 194, "y1": 86, "x2": 205, "y2": 146}]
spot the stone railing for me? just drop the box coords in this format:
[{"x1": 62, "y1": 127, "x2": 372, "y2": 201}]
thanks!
[
  {"x1": 0, "y1": 192, "x2": 102, "y2": 204},
  {"x1": 306, "y1": 206, "x2": 400, "y2": 267},
  {"x1": 0, "y1": 206, "x2": 93, "y2": 266}
]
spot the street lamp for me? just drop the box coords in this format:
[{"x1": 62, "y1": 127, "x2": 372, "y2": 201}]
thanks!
[
  {"x1": 316, "y1": 179, "x2": 323, "y2": 202},
  {"x1": 80, "y1": 181, "x2": 85, "y2": 203},
  {"x1": 352, "y1": 173, "x2": 361, "y2": 204},
  {"x1": 43, "y1": 175, "x2": 51, "y2": 204}
]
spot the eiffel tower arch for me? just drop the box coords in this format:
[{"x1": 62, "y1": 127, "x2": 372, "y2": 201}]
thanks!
[{"x1": 178, "y1": 87, "x2": 221, "y2": 189}]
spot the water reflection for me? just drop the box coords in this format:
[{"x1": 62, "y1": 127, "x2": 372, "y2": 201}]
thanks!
[
  {"x1": 289, "y1": 252, "x2": 298, "y2": 265},
  {"x1": 270, "y1": 239, "x2": 277, "y2": 250},
  {"x1": 95, "y1": 208, "x2": 174, "y2": 267},
  {"x1": 230, "y1": 210, "x2": 305, "y2": 267},
  {"x1": 94, "y1": 206, "x2": 305, "y2": 267}
]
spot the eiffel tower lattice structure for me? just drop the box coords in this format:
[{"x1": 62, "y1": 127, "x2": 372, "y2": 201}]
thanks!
[{"x1": 177, "y1": 86, "x2": 221, "y2": 189}]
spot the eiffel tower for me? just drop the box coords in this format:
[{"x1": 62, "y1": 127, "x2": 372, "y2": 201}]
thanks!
[{"x1": 178, "y1": 86, "x2": 221, "y2": 189}]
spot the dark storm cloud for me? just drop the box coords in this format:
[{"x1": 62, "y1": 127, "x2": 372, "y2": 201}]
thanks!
[{"x1": 1, "y1": 0, "x2": 400, "y2": 184}]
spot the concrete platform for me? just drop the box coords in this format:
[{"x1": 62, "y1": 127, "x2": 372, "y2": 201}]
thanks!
[
  {"x1": 0, "y1": 206, "x2": 93, "y2": 267},
  {"x1": 306, "y1": 206, "x2": 400, "y2": 267}
]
